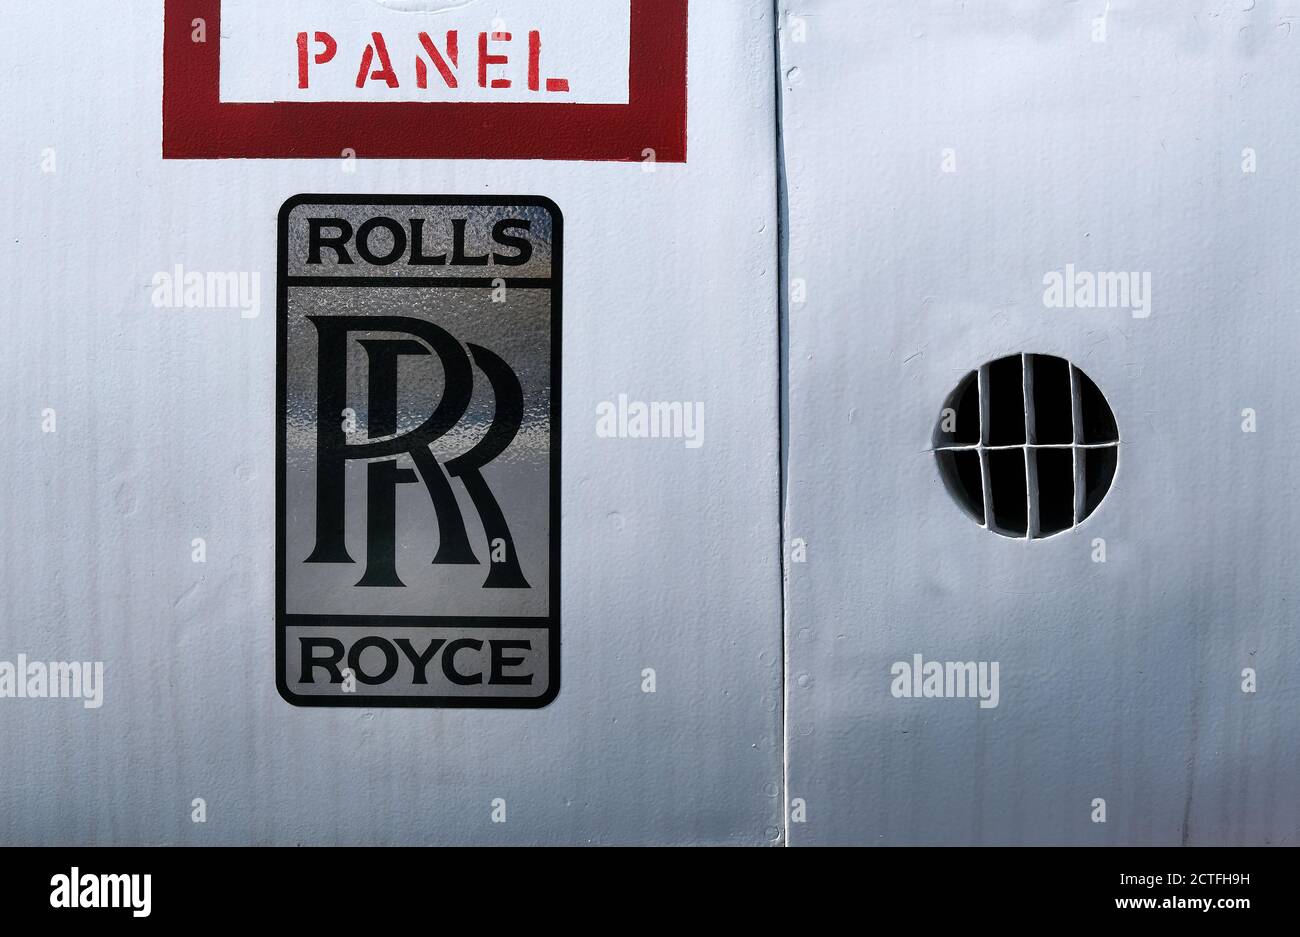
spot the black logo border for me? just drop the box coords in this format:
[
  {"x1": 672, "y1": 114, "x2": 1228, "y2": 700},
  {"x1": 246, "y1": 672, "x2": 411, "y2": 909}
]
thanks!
[{"x1": 275, "y1": 194, "x2": 562, "y2": 709}]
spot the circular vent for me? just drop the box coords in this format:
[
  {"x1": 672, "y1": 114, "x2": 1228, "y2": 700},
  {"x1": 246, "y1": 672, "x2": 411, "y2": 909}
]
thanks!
[{"x1": 933, "y1": 354, "x2": 1118, "y2": 539}]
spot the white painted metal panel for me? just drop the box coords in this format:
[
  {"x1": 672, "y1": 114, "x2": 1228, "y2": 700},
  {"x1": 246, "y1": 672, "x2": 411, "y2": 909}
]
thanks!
[
  {"x1": 781, "y1": 0, "x2": 1300, "y2": 845},
  {"x1": 0, "y1": 0, "x2": 783, "y2": 845}
]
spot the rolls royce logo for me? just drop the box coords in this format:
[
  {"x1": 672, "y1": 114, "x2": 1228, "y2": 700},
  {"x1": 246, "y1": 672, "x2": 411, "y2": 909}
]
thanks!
[{"x1": 276, "y1": 195, "x2": 560, "y2": 708}]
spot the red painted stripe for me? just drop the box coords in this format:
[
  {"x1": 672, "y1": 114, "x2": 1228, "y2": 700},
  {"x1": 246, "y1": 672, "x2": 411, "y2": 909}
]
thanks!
[{"x1": 163, "y1": 0, "x2": 687, "y2": 162}]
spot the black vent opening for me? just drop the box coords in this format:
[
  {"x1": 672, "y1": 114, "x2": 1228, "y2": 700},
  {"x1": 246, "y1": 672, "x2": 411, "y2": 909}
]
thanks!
[{"x1": 933, "y1": 354, "x2": 1118, "y2": 539}]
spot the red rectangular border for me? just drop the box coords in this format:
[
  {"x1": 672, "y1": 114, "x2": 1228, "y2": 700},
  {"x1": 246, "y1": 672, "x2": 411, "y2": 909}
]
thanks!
[{"x1": 163, "y1": 0, "x2": 686, "y2": 161}]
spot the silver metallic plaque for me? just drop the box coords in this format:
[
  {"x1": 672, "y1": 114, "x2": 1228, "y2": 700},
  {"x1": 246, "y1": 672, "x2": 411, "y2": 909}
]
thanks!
[{"x1": 276, "y1": 195, "x2": 561, "y2": 708}]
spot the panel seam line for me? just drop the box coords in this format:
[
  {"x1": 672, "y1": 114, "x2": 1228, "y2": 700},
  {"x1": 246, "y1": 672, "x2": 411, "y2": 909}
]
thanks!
[{"x1": 772, "y1": 0, "x2": 792, "y2": 849}]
